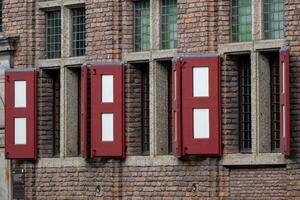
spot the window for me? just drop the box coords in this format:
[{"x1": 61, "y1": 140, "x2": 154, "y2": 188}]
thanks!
[
  {"x1": 263, "y1": 0, "x2": 284, "y2": 39},
  {"x1": 46, "y1": 11, "x2": 61, "y2": 59},
  {"x1": 141, "y1": 66, "x2": 150, "y2": 154},
  {"x1": 231, "y1": 0, "x2": 252, "y2": 42},
  {"x1": 39, "y1": 69, "x2": 61, "y2": 158},
  {"x1": 51, "y1": 71, "x2": 60, "y2": 157},
  {"x1": 0, "y1": 0, "x2": 3, "y2": 32},
  {"x1": 160, "y1": 0, "x2": 177, "y2": 49},
  {"x1": 239, "y1": 56, "x2": 251, "y2": 152},
  {"x1": 270, "y1": 55, "x2": 280, "y2": 151},
  {"x1": 133, "y1": 0, "x2": 150, "y2": 52},
  {"x1": 72, "y1": 7, "x2": 86, "y2": 56}
]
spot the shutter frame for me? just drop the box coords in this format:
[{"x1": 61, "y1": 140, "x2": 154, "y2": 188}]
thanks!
[
  {"x1": 5, "y1": 69, "x2": 37, "y2": 160},
  {"x1": 90, "y1": 63, "x2": 125, "y2": 158},
  {"x1": 280, "y1": 47, "x2": 291, "y2": 156},
  {"x1": 172, "y1": 55, "x2": 221, "y2": 157},
  {"x1": 80, "y1": 64, "x2": 89, "y2": 158},
  {"x1": 172, "y1": 58, "x2": 183, "y2": 157}
]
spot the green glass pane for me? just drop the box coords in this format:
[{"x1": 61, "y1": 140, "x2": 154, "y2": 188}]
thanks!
[
  {"x1": 231, "y1": 0, "x2": 252, "y2": 42},
  {"x1": 160, "y1": 0, "x2": 177, "y2": 49},
  {"x1": 263, "y1": 0, "x2": 284, "y2": 39},
  {"x1": 133, "y1": 0, "x2": 150, "y2": 52},
  {"x1": 47, "y1": 11, "x2": 61, "y2": 59}
]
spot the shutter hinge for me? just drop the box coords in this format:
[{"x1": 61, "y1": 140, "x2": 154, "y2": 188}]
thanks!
[
  {"x1": 180, "y1": 60, "x2": 187, "y2": 69},
  {"x1": 91, "y1": 149, "x2": 96, "y2": 158},
  {"x1": 184, "y1": 146, "x2": 188, "y2": 154}
]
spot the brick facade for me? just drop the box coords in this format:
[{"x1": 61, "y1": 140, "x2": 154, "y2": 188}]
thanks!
[{"x1": 2, "y1": 0, "x2": 300, "y2": 199}]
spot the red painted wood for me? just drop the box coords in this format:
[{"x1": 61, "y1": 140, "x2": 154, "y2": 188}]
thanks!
[
  {"x1": 90, "y1": 63, "x2": 124, "y2": 158},
  {"x1": 5, "y1": 70, "x2": 37, "y2": 159},
  {"x1": 280, "y1": 48, "x2": 291, "y2": 156},
  {"x1": 80, "y1": 64, "x2": 88, "y2": 158},
  {"x1": 181, "y1": 56, "x2": 221, "y2": 156},
  {"x1": 172, "y1": 58, "x2": 183, "y2": 157}
]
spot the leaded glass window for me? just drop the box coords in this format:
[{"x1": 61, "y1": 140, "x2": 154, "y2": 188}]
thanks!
[
  {"x1": 263, "y1": 0, "x2": 284, "y2": 39},
  {"x1": 160, "y1": 0, "x2": 177, "y2": 49},
  {"x1": 72, "y1": 8, "x2": 86, "y2": 57},
  {"x1": 231, "y1": 0, "x2": 252, "y2": 42},
  {"x1": 46, "y1": 11, "x2": 61, "y2": 59},
  {"x1": 271, "y1": 56, "x2": 280, "y2": 151},
  {"x1": 134, "y1": 0, "x2": 150, "y2": 52},
  {"x1": 239, "y1": 56, "x2": 252, "y2": 152}
]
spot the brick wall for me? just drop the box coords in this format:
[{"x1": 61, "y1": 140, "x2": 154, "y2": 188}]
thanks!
[
  {"x1": 217, "y1": 0, "x2": 230, "y2": 45},
  {"x1": 121, "y1": 0, "x2": 134, "y2": 54},
  {"x1": 3, "y1": 0, "x2": 35, "y2": 67},
  {"x1": 221, "y1": 55, "x2": 240, "y2": 154},
  {"x1": 125, "y1": 63, "x2": 151, "y2": 156},
  {"x1": 177, "y1": 0, "x2": 218, "y2": 53},
  {"x1": 229, "y1": 167, "x2": 287, "y2": 199},
  {"x1": 37, "y1": 70, "x2": 60, "y2": 158},
  {"x1": 125, "y1": 64, "x2": 143, "y2": 155},
  {"x1": 4, "y1": 0, "x2": 300, "y2": 199},
  {"x1": 85, "y1": 0, "x2": 122, "y2": 61}
]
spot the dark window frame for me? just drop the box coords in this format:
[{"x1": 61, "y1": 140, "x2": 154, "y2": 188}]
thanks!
[
  {"x1": 270, "y1": 54, "x2": 281, "y2": 152},
  {"x1": 71, "y1": 7, "x2": 86, "y2": 57},
  {"x1": 239, "y1": 56, "x2": 252, "y2": 152},
  {"x1": 133, "y1": 0, "x2": 150, "y2": 52},
  {"x1": 263, "y1": 0, "x2": 284, "y2": 40},
  {"x1": 46, "y1": 10, "x2": 61, "y2": 59},
  {"x1": 230, "y1": 0, "x2": 252, "y2": 42},
  {"x1": 160, "y1": 0, "x2": 177, "y2": 49},
  {"x1": 141, "y1": 65, "x2": 150, "y2": 154}
]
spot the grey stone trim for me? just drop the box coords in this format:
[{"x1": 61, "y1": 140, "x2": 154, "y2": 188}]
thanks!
[
  {"x1": 36, "y1": 156, "x2": 181, "y2": 168},
  {"x1": 218, "y1": 42, "x2": 252, "y2": 54},
  {"x1": 221, "y1": 153, "x2": 286, "y2": 166},
  {"x1": 5, "y1": 68, "x2": 36, "y2": 72},
  {"x1": 60, "y1": 67, "x2": 65, "y2": 158},
  {"x1": 123, "y1": 52, "x2": 150, "y2": 62},
  {"x1": 152, "y1": 49, "x2": 177, "y2": 60},
  {"x1": 37, "y1": 1, "x2": 60, "y2": 10},
  {"x1": 254, "y1": 39, "x2": 286, "y2": 51},
  {"x1": 0, "y1": 129, "x2": 4, "y2": 148},
  {"x1": 219, "y1": 40, "x2": 286, "y2": 54},
  {"x1": 37, "y1": 0, "x2": 84, "y2": 10},
  {"x1": 0, "y1": 37, "x2": 18, "y2": 53},
  {"x1": 64, "y1": 67, "x2": 80, "y2": 157},
  {"x1": 123, "y1": 49, "x2": 177, "y2": 62},
  {"x1": 251, "y1": 52, "x2": 258, "y2": 154},
  {"x1": 37, "y1": 56, "x2": 86, "y2": 68}
]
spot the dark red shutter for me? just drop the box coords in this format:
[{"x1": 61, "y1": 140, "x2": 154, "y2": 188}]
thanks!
[
  {"x1": 280, "y1": 47, "x2": 291, "y2": 156},
  {"x1": 172, "y1": 58, "x2": 183, "y2": 157},
  {"x1": 90, "y1": 63, "x2": 124, "y2": 158},
  {"x1": 81, "y1": 64, "x2": 88, "y2": 158},
  {"x1": 173, "y1": 55, "x2": 221, "y2": 157},
  {"x1": 5, "y1": 70, "x2": 37, "y2": 159}
]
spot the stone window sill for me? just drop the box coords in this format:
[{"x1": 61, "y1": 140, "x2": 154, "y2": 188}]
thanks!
[
  {"x1": 218, "y1": 39, "x2": 286, "y2": 54},
  {"x1": 220, "y1": 153, "x2": 286, "y2": 166},
  {"x1": 37, "y1": 56, "x2": 86, "y2": 68},
  {"x1": 123, "y1": 49, "x2": 177, "y2": 62},
  {"x1": 35, "y1": 153, "x2": 287, "y2": 167},
  {"x1": 37, "y1": 0, "x2": 85, "y2": 10},
  {"x1": 36, "y1": 155, "x2": 181, "y2": 168}
]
